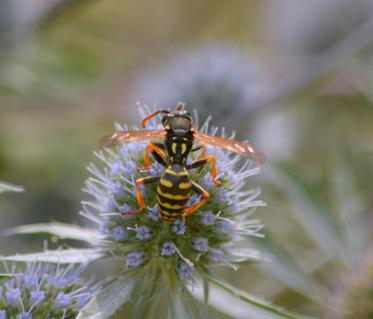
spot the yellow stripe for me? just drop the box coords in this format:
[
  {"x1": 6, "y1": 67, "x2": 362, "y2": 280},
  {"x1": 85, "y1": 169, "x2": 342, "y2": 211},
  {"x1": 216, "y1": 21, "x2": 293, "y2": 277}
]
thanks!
[
  {"x1": 181, "y1": 143, "x2": 187, "y2": 154},
  {"x1": 160, "y1": 209, "x2": 181, "y2": 217},
  {"x1": 179, "y1": 182, "x2": 191, "y2": 190},
  {"x1": 160, "y1": 179, "x2": 173, "y2": 188},
  {"x1": 165, "y1": 168, "x2": 188, "y2": 177},
  {"x1": 157, "y1": 186, "x2": 191, "y2": 200},
  {"x1": 158, "y1": 198, "x2": 184, "y2": 209},
  {"x1": 172, "y1": 143, "x2": 177, "y2": 153}
]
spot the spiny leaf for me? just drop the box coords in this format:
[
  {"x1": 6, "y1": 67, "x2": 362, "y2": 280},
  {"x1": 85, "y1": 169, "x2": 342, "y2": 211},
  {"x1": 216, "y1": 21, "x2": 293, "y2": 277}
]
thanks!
[
  {"x1": 199, "y1": 273, "x2": 310, "y2": 319},
  {"x1": 77, "y1": 273, "x2": 135, "y2": 319},
  {"x1": 0, "y1": 248, "x2": 105, "y2": 264},
  {"x1": 3, "y1": 222, "x2": 101, "y2": 244}
]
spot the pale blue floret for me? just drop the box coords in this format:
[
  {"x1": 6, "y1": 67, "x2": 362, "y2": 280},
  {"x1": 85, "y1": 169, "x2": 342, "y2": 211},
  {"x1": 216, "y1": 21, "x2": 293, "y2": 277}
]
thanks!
[
  {"x1": 177, "y1": 262, "x2": 195, "y2": 280},
  {"x1": 126, "y1": 251, "x2": 145, "y2": 267},
  {"x1": 47, "y1": 274, "x2": 72, "y2": 287},
  {"x1": 77, "y1": 294, "x2": 90, "y2": 308},
  {"x1": 208, "y1": 248, "x2": 224, "y2": 262},
  {"x1": 102, "y1": 198, "x2": 116, "y2": 215},
  {"x1": 161, "y1": 242, "x2": 176, "y2": 256},
  {"x1": 109, "y1": 162, "x2": 123, "y2": 176},
  {"x1": 23, "y1": 274, "x2": 38, "y2": 288},
  {"x1": 192, "y1": 237, "x2": 209, "y2": 253},
  {"x1": 122, "y1": 160, "x2": 137, "y2": 176},
  {"x1": 202, "y1": 173, "x2": 215, "y2": 189},
  {"x1": 171, "y1": 219, "x2": 186, "y2": 235},
  {"x1": 108, "y1": 180, "x2": 123, "y2": 196},
  {"x1": 200, "y1": 210, "x2": 215, "y2": 225},
  {"x1": 30, "y1": 290, "x2": 46, "y2": 303},
  {"x1": 111, "y1": 226, "x2": 127, "y2": 241},
  {"x1": 54, "y1": 292, "x2": 71, "y2": 309},
  {"x1": 118, "y1": 203, "x2": 132, "y2": 213},
  {"x1": 5, "y1": 288, "x2": 21, "y2": 304},
  {"x1": 187, "y1": 194, "x2": 200, "y2": 206},
  {"x1": 216, "y1": 187, "x2": 228, "y2": 204},
  {"x1": 136, "y1": 225, "x2": 152, "y2": 240},
  {"x1": 147, "y1": 205, "x2": 160, "y2": 221},
  {"x1": 16, "y1": 312, "x2": 31, "y2": 319},
  {"x1": 0, "y1": 310, "x2": 6, "y2": 319},
  {"x1": 216, "y1": 219, "x2": 234, "y2": 234}
]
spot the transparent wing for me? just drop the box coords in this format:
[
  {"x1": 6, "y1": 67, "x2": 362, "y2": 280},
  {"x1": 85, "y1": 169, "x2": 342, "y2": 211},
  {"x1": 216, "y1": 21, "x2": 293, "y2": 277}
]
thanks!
[
  {"x1": 100, "y1": 130, "x2": 166, "y2": 148},
  {"x1": 194, "y1": 131, "x2": 265, "y2": 163}
]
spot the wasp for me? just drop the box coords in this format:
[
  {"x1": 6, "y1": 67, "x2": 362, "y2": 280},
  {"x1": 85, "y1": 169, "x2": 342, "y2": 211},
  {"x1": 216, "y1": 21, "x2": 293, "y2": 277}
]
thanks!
[{"x1": 101, "y1": 103, "x2": 264, "y2": 223}]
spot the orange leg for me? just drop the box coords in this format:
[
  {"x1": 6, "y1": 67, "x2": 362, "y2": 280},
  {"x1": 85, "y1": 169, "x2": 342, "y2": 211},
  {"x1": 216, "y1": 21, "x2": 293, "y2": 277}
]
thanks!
[
  {"x1": 122, "y1": 176, "x2": 160, "y2": 216},
  {"x1": 186, "y1": 155, "x2": 221, "y2": 187},
  {"x1": 140, "y1": 109, "x2": 169, "y2": 128},
  {"x1": 182, "y1": 182, "x2": 210, "y2": 217},
  {"x1": 198, "y1": 145, "x2": 206, "y2": 159},
  {"x1": 137, "y1": 143, "x2": 167, "y2": 172}
]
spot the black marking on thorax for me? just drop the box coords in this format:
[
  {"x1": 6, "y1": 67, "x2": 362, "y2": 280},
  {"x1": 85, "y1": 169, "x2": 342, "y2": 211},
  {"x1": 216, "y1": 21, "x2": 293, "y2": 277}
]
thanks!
[{"x1": 165, "y1": 132, "x2": 194, "y2": 164}]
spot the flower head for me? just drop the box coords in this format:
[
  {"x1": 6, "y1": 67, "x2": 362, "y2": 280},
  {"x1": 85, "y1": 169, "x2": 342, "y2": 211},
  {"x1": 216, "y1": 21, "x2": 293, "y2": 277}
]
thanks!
[
  {"x1": 82, "y1": 107, "x2": 264, "y2": 283},
  {"x1": 0, "y1": 262, "x2": 98, "y2": 318}
]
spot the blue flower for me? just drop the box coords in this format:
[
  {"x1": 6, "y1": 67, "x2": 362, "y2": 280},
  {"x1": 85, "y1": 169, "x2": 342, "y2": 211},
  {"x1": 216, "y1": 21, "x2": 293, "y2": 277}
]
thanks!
[
  {"x1": 82, "y1": 108, "x2": 264, "y2": 283},
  {"x1": 5, "y1": 288, "x2": 21, "y2": 304},
  {"x1": 110, "y1": 226, "x2": 127, "y2": 241},
  {"x1": 126, "y1": 251, "x2": 145, "y2": 267},
  {"x1": 192, "y1": 237, "x2": 209, "y2": 253},
  {"x1": 147, "y1": 205, "x2": 160, "y2": 221},
  {"x1": 0, "y1": 262, "x2": 99, "y2": 317},
  {"x1": 108, "y1": 180, "x2": 123, "y2": 196},
  {"x1": 16, "y1": 312, "x2": 31, "y2": 319},
  {"x1": 161, "y1": 242, "x2": 176, "y2": 256},
  {"x1": 200, "y1": 211, "x2": 215, "y2": 225},
  {"x1": 171, "y1": 219, "x2": 186, "y2": 235},
  {"x1": 54, "y1": 292, "x2": 71, "y2": 309},
  {"x1": 177, "y1": 262, "x2": 195, "y2": 280},
  {"x1": 216, "y1": 219, "x2": 234, "y2": 234},
  {"x1": 135, "y1": 225, "x2": 152, "y2": 240},
  {"x1": 29, "y1": 290, "x2": 45, "y2": 303},
  {"x1": 208, "y1": 248, "x2": 224, "y2": 262}
]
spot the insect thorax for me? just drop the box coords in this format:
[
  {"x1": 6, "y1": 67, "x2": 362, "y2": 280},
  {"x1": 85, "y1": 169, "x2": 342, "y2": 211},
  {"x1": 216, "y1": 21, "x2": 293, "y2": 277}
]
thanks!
[{"x1": 165, "y1": 132, "x2": 194, "y2": 164}]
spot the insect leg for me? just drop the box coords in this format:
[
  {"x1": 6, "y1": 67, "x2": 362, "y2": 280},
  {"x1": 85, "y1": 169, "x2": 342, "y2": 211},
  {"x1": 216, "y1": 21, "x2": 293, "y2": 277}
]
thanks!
[
  {"x1": 191, "y1": 144, "x2": 206, "y2": 159},
  {"x1": 186, "y1": 155, "x2": 221, "y2": 186},
  {"x1": 122, "y1": 176, "x2": 161, "y2": 215},
  {"x1": 182, "y1": 181, "x2": 209, "y2": 217},
  {"x1": 140, "y1": 109, "x2": 169, "y2": 128},
  {"x1": 137, "y1": 143, "x2": 167, "y2": 173}
]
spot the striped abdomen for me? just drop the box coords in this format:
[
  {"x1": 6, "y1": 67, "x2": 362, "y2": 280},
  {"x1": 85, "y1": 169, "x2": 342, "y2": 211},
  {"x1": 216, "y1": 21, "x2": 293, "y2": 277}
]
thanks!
[{"x1": 157, "y1": 165, "x2": 192, "y2": 223}]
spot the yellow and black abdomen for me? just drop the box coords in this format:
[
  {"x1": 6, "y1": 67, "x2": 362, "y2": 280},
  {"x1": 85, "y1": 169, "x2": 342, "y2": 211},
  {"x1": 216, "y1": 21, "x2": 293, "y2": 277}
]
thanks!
[{"x1": 156, "y1": 165, "x2": 191, "y2": 223}]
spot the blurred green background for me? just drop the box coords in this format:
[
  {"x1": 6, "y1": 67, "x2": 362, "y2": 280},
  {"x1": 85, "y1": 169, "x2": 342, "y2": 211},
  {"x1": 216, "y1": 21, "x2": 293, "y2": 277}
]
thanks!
[{"x1": 1, "y1": 1, "x2": 373, "y2": 318}]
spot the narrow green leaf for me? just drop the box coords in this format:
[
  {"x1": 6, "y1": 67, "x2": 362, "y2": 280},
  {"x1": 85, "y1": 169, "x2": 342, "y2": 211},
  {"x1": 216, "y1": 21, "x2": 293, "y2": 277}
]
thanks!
[
  {"x1": 0, "y1": 182, "x2": 24, "y2": 193},
  {"x1": 77, "y1": 273, "x2": 135, "y2": 319},
  {"x1": 199, "y1": 274, "x2": 309, "y2": 319},
  {"x1": 0, "y1": 248, "x2": 105, "y2": 264},
  {"x1": 3, "y1": 222, "x2": 101, "y2": 244},
  {"x1": 0, "y1": 274, "x2": 17, "y2": 285}
]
